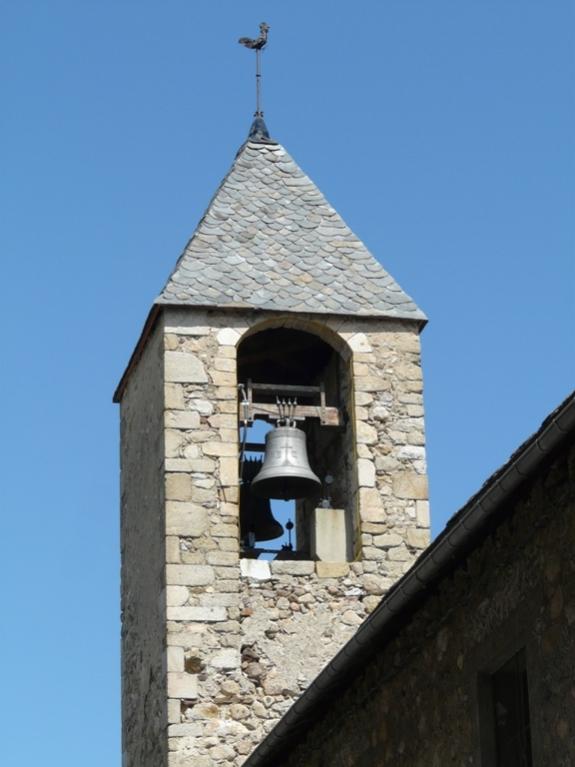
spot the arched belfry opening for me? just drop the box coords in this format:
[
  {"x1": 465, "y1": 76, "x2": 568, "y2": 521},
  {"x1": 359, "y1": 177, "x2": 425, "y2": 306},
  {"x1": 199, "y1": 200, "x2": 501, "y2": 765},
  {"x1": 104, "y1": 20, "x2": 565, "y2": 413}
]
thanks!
[{"x1": 237, "y1": 325, "x2": 356, "y2": 562}]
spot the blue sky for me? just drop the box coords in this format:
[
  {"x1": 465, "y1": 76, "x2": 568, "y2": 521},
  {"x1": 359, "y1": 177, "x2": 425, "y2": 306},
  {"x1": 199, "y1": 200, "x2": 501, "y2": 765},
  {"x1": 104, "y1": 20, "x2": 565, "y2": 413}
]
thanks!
[{"x1": 1, "y1": 2, "x2": 573, "y2": 764}]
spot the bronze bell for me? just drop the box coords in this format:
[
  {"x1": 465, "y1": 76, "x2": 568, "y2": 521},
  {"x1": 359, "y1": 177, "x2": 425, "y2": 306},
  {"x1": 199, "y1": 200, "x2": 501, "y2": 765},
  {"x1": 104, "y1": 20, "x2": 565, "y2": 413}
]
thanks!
[
  {"x1": 240, "y1": 459, "x2": 284, "y2": 544},
  {"x1": 251, "y1": 426, "x2": 321, "y2": 500}
]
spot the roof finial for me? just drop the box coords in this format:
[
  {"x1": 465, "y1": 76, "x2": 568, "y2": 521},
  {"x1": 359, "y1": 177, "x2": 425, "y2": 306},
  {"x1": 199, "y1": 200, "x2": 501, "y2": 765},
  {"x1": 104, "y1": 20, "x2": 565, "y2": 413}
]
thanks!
[{"x1": 239, "y1": 22, "x2": 270, "y2": 118}]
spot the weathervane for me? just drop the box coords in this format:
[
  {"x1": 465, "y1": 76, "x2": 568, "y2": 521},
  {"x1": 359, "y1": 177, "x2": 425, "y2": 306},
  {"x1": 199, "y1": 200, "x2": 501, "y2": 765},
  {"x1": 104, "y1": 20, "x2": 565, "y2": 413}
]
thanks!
[{"x1": 239, "y1": 22, "x2": 270, "y2": 117}]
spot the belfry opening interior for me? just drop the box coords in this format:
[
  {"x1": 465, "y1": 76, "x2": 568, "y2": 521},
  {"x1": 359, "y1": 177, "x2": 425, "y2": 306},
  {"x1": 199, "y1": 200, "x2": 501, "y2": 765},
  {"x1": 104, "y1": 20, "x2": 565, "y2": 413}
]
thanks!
[{"x1": 237, "y1": 327, "x2": 356, "y2": 562}]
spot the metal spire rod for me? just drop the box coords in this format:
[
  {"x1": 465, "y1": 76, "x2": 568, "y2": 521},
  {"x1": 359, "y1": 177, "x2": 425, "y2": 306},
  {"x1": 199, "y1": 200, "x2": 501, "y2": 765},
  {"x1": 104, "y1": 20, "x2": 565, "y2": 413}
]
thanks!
[
  {"x1": 255, "y1": 48, "x2": 262, "y2": 116},
  {"x1": 239, "y1": 22, "x2": 270, "y2": 117}
]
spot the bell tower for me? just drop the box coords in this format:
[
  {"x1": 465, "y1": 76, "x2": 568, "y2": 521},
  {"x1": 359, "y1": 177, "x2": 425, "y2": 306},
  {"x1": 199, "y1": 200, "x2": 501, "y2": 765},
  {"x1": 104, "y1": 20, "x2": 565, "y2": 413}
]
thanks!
[{"x1": 115, "y1": 117, "x2": 429, "y2": 767}]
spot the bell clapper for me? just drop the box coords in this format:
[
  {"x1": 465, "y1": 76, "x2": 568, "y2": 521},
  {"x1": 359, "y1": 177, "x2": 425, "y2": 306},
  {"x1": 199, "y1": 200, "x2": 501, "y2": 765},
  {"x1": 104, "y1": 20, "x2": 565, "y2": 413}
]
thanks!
[{"x1": 286, "y1": 520, "x2": 294, "y2": 551}]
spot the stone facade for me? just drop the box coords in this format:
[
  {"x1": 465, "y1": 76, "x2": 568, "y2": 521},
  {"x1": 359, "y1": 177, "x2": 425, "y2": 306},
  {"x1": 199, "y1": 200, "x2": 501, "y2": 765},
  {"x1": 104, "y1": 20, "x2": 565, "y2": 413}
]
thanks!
[
  {"x1": 263, "y1": 437, "x2": 575, "y2": 767},
  {"x1": 117, "y1": 305, "x2": 429, "y2": 766}
]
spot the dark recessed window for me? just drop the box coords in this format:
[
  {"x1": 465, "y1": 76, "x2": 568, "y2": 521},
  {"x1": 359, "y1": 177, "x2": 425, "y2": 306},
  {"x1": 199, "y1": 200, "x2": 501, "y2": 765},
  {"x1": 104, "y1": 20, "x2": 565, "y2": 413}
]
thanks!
[{"x1": 480, "y1": 648, "x2": 533, "y2": 767}]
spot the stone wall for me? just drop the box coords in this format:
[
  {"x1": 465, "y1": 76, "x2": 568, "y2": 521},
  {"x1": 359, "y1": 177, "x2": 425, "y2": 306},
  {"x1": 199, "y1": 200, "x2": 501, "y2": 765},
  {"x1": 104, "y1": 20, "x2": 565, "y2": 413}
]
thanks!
[
  {"x1": 120, "y1": 324, "x2": 167, "y2": 767},
  {"x1": 273, "y1": 440, "x2": 575, "y2": 767},
  {"x1": 119, "y1": 306, "x2": 430, "y2": 766}
]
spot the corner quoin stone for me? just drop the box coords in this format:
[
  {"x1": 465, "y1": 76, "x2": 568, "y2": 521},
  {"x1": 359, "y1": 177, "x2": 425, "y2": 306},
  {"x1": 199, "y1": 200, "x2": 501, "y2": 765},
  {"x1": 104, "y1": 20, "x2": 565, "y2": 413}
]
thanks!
[{"x1": 164, "y1": 351, "x2": 208, "y2": 383}]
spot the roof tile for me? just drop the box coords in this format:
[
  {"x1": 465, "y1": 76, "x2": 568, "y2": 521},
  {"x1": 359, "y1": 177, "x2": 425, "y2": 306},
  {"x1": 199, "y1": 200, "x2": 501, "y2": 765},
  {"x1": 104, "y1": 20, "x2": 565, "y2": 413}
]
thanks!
[{"x1": 156, "y1": 139, "x2": 426, "y2": 320}]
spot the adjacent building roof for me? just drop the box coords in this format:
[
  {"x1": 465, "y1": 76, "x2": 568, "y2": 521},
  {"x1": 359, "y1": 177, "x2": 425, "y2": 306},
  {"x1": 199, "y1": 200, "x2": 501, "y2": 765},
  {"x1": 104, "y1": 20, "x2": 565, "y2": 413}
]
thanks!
[
  {"x1": 156, "y1": 121, "x2": 426, "y2": 321},
  {"x1": 243, "y1": 389, "x2": 575, "y2": 767}
]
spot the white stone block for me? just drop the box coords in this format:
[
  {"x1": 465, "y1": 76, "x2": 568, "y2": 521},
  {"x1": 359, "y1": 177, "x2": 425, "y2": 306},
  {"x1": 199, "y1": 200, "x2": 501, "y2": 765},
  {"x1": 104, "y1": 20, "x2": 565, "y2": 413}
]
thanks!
[
  {"x1": 240, "y1": 559, "x2": 271, "y2": 580},
  {"x1": 217, "y1": 328, "x2": 241, "y2": 346},
  {"x1": 167, "y1": 646, "x2": 185, "y2": 672},
  {"x1": 167, "y1": 672, "x2": 198, "y2": 699},
  {"x1": 357, "y1": 458, "x2": 376, "y2": 487},
  {"x1": 312, "y1": 507, "x2": 347, "y2": 562},
  {"x1": 164, "y1": 351, "x2": 208, "y2": 383}
]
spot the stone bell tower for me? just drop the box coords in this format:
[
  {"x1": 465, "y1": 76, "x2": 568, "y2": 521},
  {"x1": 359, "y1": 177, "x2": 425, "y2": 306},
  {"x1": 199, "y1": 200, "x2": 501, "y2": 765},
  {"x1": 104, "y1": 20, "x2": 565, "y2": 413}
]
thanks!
[{"x1": 114, "y1": 116, "x2": 430, "y2": 767}]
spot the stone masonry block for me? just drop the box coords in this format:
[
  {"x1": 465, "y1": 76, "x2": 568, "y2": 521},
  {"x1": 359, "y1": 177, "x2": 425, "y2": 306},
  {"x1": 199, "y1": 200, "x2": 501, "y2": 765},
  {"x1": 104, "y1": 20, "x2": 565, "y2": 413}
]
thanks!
[
  {"x1": 416, "y1": 500, "x2": 430, "y2": 528},
  {"x1": 166, "y1": 474, "x2": 193, "y2": 502},
  {"x1": 392, "y1": 472, "x2": 428, "y2": 500},
  {"x1": 166, "y1": 503, "x2": 208, "y2": 537},
  {"x1": 355, "y1": 375, "x2": 388, "y2": 392},
  {"x1": 360, "y1": 506, "x2": 386, "y2": 524},
  {"x1": 166, "y1": 586, "x2": 189, "y2": 606},
  {"x1": 240, "y1": 559, "x2": 271, "y2": 580},
  {"x1": 270, "y1": 561, "x2": 315, "y2": 576},
  {"x1": 166, "y1": 564, "x2": 215, "y2": 586},
  {"x1": 213, "y1": 386, "x2": 237, "y2": 400},
  {"x1": 202, "y1": 441, "x2": 237, "y2": 457},
  {"x1": 166, "y1": 536, "x2": 181, "y2": 563},
  {"x1": 164, "y1": 351, "x2": 208, "y2": 383},
  {"x1": 167, "y1": 699, "x2": 181, "y2": 724},
  {"x1": 373, "y1": 533, "x2": 403, "y2": 548},
  {"x1": 315, "y1": 562, "x2": 350, "y2": 578},
  {"x1": 165, "y1": 383, "x2": 186, "y2": 409},
  {"x1": 207, "y1": 550, "x2": 239, "y2": 566},
  {"x1": 209, "y1": 649, "x2": 241, "y2": 669},
  {"x1": 213, "y1": 357, "x2": 236, "y2": 372},
  {"x1": 387, "y1": 544, "x2": 411, "y2": 561},
  {"x1": 165, "y1": 458, "x2": 217, "y2": 473},
  {"x1": 165, "y1": 430, "x2": 200, "y2": 460},
  {"x1": 407, "y1": 528, "x2": 430, "y2": 548},
  {"x1": 167, "y1": 672, "x2": 198, "y2": 699},
  {"x1": 357, "y1": 458, "x2": 376, "y2": 487},
  {"x1": 211, "y1": 522, "x2": 238, "y2": 538},
  {"x1": 358, "y1": 487, "x2": 385, "y2": 524},
  {"x1": 167, "y1": 646, "x2": 185, "y2": 672},
  {"x1": 346, "y1": 332, "x2": 373, "y2": 352},
  {"x1": 166, "y1": 605, "x2": 227, "y2": 622},
  {"x1": 356, "y1": 421, "x2": 378, "y2": 445},
  {"x1": 209, "y1": 369, "x2": 237, "y2": 387},
  {"x1": 165, "y1": 411, "x2": 201, "y2": 429}
]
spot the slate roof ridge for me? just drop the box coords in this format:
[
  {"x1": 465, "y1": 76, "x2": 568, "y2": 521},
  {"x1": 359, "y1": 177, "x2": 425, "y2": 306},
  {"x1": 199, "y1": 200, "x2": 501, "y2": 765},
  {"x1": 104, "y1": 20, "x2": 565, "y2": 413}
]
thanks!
[{"x1": 155, "y1": 136, "x2": 426, "y2": 321}]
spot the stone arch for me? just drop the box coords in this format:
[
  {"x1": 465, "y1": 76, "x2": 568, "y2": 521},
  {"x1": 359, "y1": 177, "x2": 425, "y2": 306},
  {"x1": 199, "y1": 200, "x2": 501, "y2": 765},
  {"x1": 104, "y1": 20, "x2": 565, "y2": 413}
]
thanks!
[
  {"x1": 238, "y1": 314, "x2": 353, "y2": 363},
  {"x1": 236, "y1": 315, "x2": 358, "y2": 562}
]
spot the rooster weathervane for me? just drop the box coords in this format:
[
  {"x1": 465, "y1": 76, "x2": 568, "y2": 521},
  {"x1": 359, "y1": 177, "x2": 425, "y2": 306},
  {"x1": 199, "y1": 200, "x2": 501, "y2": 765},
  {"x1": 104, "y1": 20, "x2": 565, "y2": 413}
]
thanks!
[{"x1": 238, "y1": 22, "x2": 270, "y2": 117}]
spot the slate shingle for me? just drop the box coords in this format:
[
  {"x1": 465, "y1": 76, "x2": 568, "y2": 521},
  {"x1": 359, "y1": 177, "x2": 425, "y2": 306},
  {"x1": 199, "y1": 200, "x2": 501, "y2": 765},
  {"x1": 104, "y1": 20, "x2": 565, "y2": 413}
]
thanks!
[{"x1": 156, "y1": 138, "x2": 425, "y2": 321}]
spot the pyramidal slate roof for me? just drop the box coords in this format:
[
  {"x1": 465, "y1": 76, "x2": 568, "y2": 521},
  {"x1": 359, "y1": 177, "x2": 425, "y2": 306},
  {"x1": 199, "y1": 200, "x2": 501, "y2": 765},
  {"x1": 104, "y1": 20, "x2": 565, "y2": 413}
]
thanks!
[{"x1": 156, "y1": 124, "x2": 425, "y2": 321}]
